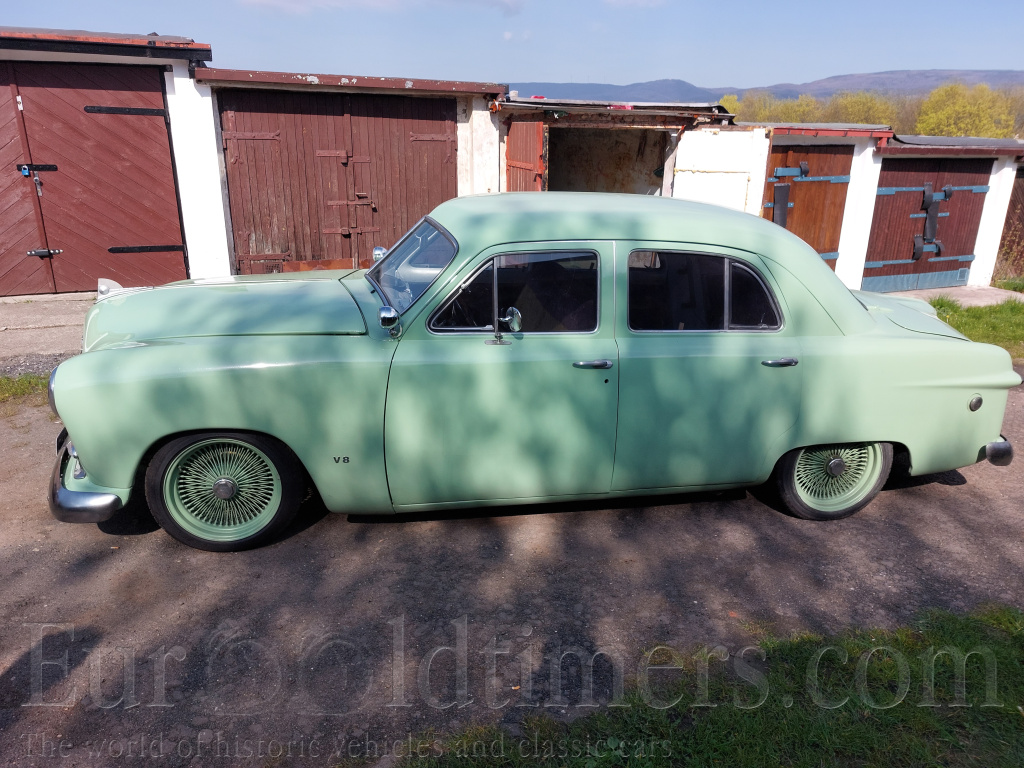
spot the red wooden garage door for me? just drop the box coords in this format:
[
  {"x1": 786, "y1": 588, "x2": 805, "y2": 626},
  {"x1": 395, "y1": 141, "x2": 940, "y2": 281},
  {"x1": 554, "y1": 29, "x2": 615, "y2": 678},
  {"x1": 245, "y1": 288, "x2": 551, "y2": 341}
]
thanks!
[
  {"x1": 862, "y1": 158, "x2": 992, "y2": 292},
  {"x1": 0, "y1": 62, "x2": 186, "y2": 296},
  {"x1": 505, "y1": 120, "x2": 547, "y2": 192},
  {"x1": 219, "y1": 90, "x2": 457, "y2": 273},
  {"x1": 762, "y1": 145, "x2": 853, "y2": 270}
]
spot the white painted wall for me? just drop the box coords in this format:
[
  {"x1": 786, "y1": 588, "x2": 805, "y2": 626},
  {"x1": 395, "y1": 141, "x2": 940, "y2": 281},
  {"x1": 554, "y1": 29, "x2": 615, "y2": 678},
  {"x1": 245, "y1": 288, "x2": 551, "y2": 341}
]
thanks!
[
  {"x1": 456, "y1": 96, "x2": 501, "y2": 196},
  {"x1": 671, "y1": 127, "x2": 771, "y2": 215},
  {"x1": 833, "y1": 139, "x2": 883, "y2": 290},
  {"x1": 969, "y1": 156, "x2": 1019, "y2": 286},
  {"x1": 163, "y1": 63, "x2": 233, "y2": 278}
]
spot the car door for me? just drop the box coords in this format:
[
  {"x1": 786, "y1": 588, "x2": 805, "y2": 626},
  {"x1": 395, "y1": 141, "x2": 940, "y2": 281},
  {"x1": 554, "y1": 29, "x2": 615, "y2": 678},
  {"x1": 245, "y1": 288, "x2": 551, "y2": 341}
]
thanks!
[
  {"x1": 384, "y1": 241, "x2": 618, "y2": 509},
  {"x1": 613, "y1": 242, "x2": 803, "y2": 491}
]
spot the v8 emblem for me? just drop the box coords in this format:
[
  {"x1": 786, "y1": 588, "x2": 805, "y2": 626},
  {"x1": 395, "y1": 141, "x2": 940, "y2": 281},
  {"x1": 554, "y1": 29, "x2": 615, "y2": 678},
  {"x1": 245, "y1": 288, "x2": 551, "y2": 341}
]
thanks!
[{"x1": 334, "y1": 456, "x2": 350, "y2": 464}]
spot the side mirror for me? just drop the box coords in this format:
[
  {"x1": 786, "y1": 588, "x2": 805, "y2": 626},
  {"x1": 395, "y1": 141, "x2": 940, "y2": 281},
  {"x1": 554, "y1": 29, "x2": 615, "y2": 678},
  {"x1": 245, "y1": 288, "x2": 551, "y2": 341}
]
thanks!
[
  {"x1": 372, "y1": 246, "x2": 387, "y2": 262},
  {"x1": 379, "y1": 306, "x2": 400, "y2": 330},
  {"x1": 499, "y1": 306, "x2": 522, "y2": 333}
]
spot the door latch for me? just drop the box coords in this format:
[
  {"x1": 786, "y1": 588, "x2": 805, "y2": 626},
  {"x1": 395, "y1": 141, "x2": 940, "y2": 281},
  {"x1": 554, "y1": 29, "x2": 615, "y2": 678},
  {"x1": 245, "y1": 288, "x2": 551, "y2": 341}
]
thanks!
[{"x1": 27, "y1": 248, "x2": 63, "y2": 259}]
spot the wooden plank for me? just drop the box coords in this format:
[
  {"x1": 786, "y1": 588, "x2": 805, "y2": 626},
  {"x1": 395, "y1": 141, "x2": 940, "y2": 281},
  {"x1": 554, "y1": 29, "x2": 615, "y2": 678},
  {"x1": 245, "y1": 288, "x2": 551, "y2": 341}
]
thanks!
[
  {"x1": 12, "y1": 62, "x2": 184, "y2": 291},
  {"x1": 761, "y1": 145, "x2": 854, "y2": 270},
  {"x1": 0, "y1": 61, "x2": 55, "y2": 294}
]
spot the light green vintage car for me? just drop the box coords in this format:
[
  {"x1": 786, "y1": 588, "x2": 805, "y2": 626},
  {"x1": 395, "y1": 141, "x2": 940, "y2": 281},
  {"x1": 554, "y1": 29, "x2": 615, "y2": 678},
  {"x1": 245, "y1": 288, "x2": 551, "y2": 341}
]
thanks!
[{"x1": 48, "y1": 193, "x2": 1019, "y2": 551}]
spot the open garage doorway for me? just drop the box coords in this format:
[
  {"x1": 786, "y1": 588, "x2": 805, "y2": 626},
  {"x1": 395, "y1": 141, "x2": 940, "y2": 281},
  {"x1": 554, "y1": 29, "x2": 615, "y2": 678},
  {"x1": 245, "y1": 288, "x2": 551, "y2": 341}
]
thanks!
[{"x1": 547, "y1": 128, "x2": 669, "y2": 194}]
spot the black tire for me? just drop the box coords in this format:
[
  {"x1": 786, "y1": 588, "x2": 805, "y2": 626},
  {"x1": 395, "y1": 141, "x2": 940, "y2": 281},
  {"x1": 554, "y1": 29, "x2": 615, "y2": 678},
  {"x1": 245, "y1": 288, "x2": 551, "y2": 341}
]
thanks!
[
  {"x1": 145, "y1": 432, "x2": 303, "y2": 551},
  {"x1": 776, "y1": 442, "x2": 893, "y2": 521}
]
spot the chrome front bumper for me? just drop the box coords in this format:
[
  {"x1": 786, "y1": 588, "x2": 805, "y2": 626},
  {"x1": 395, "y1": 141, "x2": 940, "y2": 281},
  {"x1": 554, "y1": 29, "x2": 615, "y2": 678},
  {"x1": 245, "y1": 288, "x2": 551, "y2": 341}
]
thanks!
[
  {"x1": 48, "y1": 432, "x2": 122, "y2": 524},
  {"x1": 985, "y1": 436, "x2": 1013, "y2": 467}
]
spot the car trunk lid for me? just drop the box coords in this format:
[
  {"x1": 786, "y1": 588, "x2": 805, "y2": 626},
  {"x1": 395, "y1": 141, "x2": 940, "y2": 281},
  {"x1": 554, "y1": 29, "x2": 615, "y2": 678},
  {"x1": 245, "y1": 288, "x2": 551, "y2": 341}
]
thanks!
[{"x1": 852, "y1": 290, "x2": 967, "y2": 340}]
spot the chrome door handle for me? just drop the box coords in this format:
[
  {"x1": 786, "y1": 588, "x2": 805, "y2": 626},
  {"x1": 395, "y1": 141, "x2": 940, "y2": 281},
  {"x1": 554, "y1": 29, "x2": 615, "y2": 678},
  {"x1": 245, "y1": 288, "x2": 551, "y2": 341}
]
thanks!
[
  {"x1": 761, "y1": 358, "x2": 799, "y2": 367},
  {"x1": 573, "y1": 359, "x2": 614, "y2": 369}
]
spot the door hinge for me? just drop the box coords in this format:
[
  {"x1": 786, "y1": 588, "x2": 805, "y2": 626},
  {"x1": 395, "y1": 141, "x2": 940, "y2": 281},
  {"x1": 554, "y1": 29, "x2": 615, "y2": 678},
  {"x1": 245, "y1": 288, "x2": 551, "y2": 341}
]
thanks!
[{"x1": 28, "y1": 248, "x2": 63, "y2": 259}]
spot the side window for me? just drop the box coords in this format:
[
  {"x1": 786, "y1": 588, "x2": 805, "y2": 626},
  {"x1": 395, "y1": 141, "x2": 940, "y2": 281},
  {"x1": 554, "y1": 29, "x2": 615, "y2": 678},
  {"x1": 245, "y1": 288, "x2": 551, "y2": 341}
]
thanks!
[
  {"x1": 432, "y1": 251, "x2": 598, "y2": 333},
  {"x1": 431, "y1": 263, "x2": 494, "y2": 330},
  {"x1": 628, "y1": 250, "x2": 724, "y2": 331},
  {"x1": 730, "y1": 263, "x2": 781, "y2": 329},
  {"x1": 497, "y1": 251, "x2": 598, "y2": 332}
]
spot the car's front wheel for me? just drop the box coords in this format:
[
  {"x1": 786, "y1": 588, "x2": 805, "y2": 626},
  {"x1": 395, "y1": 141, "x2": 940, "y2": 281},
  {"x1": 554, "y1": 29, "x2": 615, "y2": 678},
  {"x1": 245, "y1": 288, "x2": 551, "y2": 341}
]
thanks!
[
  {"x1": 776, "y1": 442, "x2": 892, "y2": 521},
  {"x1": 145, "y1": 432, "x2": 303, "y2": 551}
]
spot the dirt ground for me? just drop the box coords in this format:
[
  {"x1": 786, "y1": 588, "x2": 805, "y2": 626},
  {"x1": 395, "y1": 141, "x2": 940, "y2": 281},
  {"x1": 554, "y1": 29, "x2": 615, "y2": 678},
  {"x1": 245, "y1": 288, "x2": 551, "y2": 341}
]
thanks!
[{"x1": 0, "y1": 371, "x2": 1021, "y2": 767}]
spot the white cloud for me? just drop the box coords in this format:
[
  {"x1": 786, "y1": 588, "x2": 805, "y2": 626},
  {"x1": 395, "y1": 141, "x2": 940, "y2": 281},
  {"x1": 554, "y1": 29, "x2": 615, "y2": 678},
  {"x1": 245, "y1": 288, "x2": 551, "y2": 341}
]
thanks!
[{"x1": 503, "y1": 30, "x2": 514, "y2": 40}]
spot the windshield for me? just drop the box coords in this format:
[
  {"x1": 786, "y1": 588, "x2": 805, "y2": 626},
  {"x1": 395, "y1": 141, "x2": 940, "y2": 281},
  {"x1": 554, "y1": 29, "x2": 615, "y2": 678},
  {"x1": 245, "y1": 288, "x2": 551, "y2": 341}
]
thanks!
[{"x1": 366, "y1": 219, "x2": 457, "y2": 313}]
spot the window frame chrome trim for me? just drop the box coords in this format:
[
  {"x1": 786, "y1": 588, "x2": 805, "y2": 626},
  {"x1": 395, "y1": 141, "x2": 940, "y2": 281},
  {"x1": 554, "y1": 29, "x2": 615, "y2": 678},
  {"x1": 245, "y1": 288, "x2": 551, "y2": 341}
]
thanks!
[
  {"x1": 624, "y1": 248, "x2": 785, "y2": 335},
  {"x1": 727, "y1": 260, "x2": 784, "y2": 332},
  {"x1": 427, "y1": 248, "x2": 603, "y2": 336},
  {"x1": 365, "y1": 216, "x2": 459, "y2": 314}
]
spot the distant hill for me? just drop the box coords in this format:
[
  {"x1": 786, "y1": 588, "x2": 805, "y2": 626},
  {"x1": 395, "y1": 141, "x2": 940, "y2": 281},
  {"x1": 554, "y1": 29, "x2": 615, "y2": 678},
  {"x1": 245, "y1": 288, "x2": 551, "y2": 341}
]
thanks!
[
  {"x1": 510, "y1": 70, "x2": 1024, "y2": 104},
  {"x1": 509, "y1": 79, "x2": 719, "y2": 103}
]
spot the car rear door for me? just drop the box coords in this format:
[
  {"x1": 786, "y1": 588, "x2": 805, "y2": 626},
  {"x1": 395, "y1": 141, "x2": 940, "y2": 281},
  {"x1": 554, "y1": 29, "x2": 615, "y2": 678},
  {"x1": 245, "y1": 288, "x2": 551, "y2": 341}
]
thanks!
[
  {"x1": 612, "y1": 242, "x2": 804, "y2": 491},
  {"x1": 384, "y1": 241, "x2": 618, "y2": 509}
]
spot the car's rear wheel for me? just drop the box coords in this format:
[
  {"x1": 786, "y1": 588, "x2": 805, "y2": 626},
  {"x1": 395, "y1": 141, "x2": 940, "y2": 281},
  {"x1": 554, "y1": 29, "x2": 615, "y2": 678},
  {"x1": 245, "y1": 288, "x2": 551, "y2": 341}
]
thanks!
[
  {"x1": 145, "y1": 433, "x2": 303, "y2": 551},
  {"x1": 776, "y1": 442, "x2": 892, "y2": 521}
]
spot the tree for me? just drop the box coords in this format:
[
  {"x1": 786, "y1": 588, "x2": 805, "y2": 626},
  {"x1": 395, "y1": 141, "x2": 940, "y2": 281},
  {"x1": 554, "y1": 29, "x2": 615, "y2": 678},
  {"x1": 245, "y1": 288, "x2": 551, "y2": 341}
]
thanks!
[
  {"x1": 822, "y1": 91, "x2": 894, "y2": 126},
  {"x1": 718, "y1": 94, "x2": 740, "y2": 115},
  {"x1": 915, "y1": 83, "x2": 1015, "y2": 138}
]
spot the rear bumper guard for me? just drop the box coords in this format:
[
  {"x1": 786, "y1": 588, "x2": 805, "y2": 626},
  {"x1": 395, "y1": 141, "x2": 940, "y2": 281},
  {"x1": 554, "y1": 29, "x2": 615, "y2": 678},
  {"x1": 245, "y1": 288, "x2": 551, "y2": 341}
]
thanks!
[{"x1": 985, "y1": 436, "x2": 1013, "y2": 467}]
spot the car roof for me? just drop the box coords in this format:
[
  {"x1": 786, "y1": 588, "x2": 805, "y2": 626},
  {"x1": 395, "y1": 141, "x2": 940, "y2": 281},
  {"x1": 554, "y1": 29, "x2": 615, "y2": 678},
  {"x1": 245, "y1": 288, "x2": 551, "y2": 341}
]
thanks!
[{"x1": 428, "y1": 192, "x2": 869, "y2": 334}]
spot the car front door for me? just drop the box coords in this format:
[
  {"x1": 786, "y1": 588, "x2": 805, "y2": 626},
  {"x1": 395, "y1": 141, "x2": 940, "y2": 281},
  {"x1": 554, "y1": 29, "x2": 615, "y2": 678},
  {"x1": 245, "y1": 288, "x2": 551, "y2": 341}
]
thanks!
[
  {"x1": 384, "y1": 242, "x2": 618, "y2": 509},
  {"x1": 612, "y1": 243, "x2": 804, "y2": 492}
]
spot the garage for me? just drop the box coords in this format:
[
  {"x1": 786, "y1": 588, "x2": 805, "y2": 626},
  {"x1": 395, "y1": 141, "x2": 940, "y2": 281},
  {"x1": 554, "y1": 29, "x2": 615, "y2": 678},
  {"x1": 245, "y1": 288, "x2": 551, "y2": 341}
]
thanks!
[
  {"x1": 502, "y1": 96, "x2": 728, "y2": 195},
  {"x1": 0, "y1": 29, "x2": 211, "y2": 296},
  {"x1": 861, "y1": 137, "x2": 1024, "y2": 293},
  {"x1": 194, "y1": 69, "x2": 504, "y2": 273}
]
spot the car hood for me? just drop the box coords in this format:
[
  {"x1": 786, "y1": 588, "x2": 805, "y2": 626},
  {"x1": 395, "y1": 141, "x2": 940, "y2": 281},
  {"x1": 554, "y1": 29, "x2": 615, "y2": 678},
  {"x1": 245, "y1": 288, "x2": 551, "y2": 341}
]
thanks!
[
  {"x1": 851, "y1": 290, "x2": 968, "y2": 340},
  {"x1": 83, "y1": 273, "x2": 366, "y2": 352}
]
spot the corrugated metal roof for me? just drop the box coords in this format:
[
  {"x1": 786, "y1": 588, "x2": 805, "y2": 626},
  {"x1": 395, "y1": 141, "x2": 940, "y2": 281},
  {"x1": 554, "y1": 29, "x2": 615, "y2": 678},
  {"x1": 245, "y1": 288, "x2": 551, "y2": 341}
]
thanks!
[
  {"x1": 506, "y1": 94, "x2": 727, "y2": 113},
  {"x1": 893, "y1": 134, "x2": 1024, "y2": 149},
  {"x1": 0, "y1": 26, "x2": 212, "y2": 60},
  {"x1": 743, "y1": 122, "x2": 892, "y2": 131},
  {"x1": 194, "y1": 68, "x2": 505, "y2": 97}
]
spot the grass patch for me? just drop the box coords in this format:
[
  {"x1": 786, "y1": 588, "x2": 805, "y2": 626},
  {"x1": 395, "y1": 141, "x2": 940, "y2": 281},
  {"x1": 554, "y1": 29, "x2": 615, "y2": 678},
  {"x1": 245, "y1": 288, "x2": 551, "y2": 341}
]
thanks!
[
  {"x1": 930, "y1": 297, "x2": 1024, "y2": 360},
  {"x1": 995, "y1": 277, "x2": 1024, "y2": 294},
  {"x1": 396, "y1": 606, "x2": 1024, "y2": 768},
  {"x1": 0, "y1": 374, "x2": 47, "y2": 404}
]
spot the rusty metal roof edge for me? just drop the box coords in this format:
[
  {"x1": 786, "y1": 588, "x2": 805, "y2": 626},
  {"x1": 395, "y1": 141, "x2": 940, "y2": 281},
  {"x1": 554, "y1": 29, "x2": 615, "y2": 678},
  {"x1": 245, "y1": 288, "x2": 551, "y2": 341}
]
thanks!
[
  {"x1": 194, "y1": 68, "x2": 506, "y2": 96},
  {"x1": 892, "y1": 134, "x2": 1024, "y2": 149},
  {"x1": 506, "y1": 96, "x2": 726, "y2": 112},
  {"x1": 739, "y1": 121, "x2": 894, "y2": 132},
  {"x1": 0, "y1": 26, "x2": 212, "y2": 60}
]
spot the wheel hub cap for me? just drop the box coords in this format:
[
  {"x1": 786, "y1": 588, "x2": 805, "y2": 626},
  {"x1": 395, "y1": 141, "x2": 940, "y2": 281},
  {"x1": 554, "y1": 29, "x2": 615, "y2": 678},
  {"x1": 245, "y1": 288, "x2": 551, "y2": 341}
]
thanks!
[
  {"x1": 212, "y1": 477, "x2": 238, "y2": 500},
  {"x1": 793, "y1": 443, "x2": 882, "y2": 513},
  {"x1": 826, "y1": 456, "x2": 847, "y2": 477},
  {"x1": 163, "y1": 439, "x2": 282, "y2": 541}
]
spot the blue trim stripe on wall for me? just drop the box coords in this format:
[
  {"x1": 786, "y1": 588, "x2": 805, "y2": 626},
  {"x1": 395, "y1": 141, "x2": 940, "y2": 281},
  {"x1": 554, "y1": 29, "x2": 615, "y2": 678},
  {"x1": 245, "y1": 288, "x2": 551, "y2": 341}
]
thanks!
[
  {"x1": 819, "y1": 252, "x2": 839, "y2": 261},
  {"x1": 861, "y1": 268, "x2": 970, "y2": 293},
  {"x1": 877, "y1": 185, "x2": 989, "y2": 195}
]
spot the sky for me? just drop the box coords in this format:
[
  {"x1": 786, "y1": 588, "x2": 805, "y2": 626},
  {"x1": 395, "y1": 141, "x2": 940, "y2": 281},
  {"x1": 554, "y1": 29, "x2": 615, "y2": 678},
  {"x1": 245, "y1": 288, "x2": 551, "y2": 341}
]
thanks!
[{"x1": 6, "y1": 0, "x2": 1023, "y2": 89}]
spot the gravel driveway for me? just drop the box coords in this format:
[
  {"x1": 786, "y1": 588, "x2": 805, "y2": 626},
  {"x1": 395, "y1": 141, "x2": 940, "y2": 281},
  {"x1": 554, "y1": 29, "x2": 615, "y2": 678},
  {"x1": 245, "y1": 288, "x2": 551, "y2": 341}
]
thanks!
[{"x1": 0, "y1": 371, "x2": 1021, "y2": 766}]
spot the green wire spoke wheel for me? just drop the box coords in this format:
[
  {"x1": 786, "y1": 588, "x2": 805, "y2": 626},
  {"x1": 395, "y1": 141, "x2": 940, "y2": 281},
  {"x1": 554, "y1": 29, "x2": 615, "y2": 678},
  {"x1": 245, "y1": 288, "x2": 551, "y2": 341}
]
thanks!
[
  {"x1": 777, "y1": 442, "x2": 892, "y2": 521},
  {"x1": 146, "y1": 433, "x2": 303, "y2": 551}
]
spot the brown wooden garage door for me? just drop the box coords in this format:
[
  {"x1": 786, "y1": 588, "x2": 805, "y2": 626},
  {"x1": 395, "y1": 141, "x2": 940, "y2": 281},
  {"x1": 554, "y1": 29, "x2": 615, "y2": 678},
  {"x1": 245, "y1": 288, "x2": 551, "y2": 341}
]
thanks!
[
  {"x1": 861, "y1": 158, "x2": 992, "y2": 292},
  {"x1": 762, "y1": 145, "x2": 853, "y2": 270},
  {"x1": 0, "y1": 62, "x2": 186, "y2": 296},
  {"x1": 218, "y1": 90, "x2": 457, "y2": 273}
]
